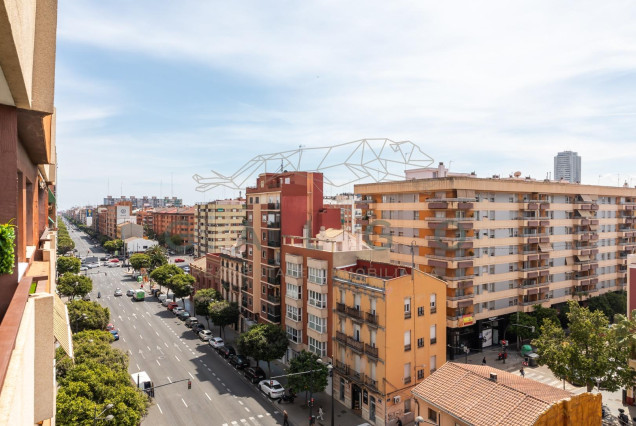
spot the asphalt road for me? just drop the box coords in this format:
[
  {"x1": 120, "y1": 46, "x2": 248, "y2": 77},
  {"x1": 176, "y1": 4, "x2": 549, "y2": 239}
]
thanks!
[{"x1": 65, "y1": 221, "x2": 283, "y2": 426}]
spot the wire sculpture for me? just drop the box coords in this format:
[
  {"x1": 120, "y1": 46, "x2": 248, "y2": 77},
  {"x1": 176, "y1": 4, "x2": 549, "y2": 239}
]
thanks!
[{"x1": 193, "y1": 138, "x2": 433, "y2": 191}]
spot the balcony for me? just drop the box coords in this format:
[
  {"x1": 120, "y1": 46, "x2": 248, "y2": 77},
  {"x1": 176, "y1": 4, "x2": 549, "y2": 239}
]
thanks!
[
  {"x1": 364, "y1": 375, "x2": 378, "y2": 390},
  {"x1": 346, "y1": 306, "x2": 363, "y2": 320},
  {"x1": 266, "y1": 293, "x2": 281, "y2": 304},
  {"x1": 403, "y1": 376, "x2": 412, "y2": 385},
  {"x1": 266, "y1": 221, "x2": 281, "y2": 229},
  {"x1": 266, "y1": 275, "x2": 280, "y2": 285},
  {"x1": 266, "y1": 202, "x2": 280, "y2": 210},
  {"x1": 336, "y1": 302, "x2": 346, "y2": 315},
  {"x1": 365, "y1": 311, "x2": 378, "y2": 327},
  {"x1": 231, "y1": 283, "x2": 239, "y2": 292},
  {"x1": 266, "y1": 240, "x2": 281, "y2": 248},
  {"x1": 336, "y1": 331, "x2": 347, "y2": 344},
  {"x1": 364, "y1": 343, "x2": 379, "y2": 359},
  {"x1": 334, "y1": 360, "x2": 350, "y2": 376},
  {"x1": 265, "y1": 313, "x2": 281, "y2": 323},
  {"x1": 347, "y1": 336, "x2": 364, "y2": 353}
]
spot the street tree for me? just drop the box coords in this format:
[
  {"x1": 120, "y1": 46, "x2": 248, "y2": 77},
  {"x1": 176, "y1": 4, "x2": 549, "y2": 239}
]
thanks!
[
  {"x1": 145, "y1": 245, "x2": 167, "y2": 270},
  {"x1": 129, "y1": 253, "x2": 151, "y2": 271},
  {"x1": 533, "y1": 300, "x2": 636, "y2": 391},
  {"x1": 67, "y1": 300, "x2": 110, "y2": 333},
  {"x1": 286, "y1": 351, "x2": 329, "y2": 401},
  {"x1": 103, "y1": 239, "x2": 123, "y2": 254},
  {"x1": 57, "y1": 237, "x2": 75, "y2": 255},
  {"x1": 55, "y1": 330, "x2": 128, "y2": 379},
  {"x1": 613, "y1": 310, "x2": 636, "y2": 360},
  {"x1": 194, "y1": 288, "x2": 221, "y2": 328},
  {"x1": 57, "y1": 256, "x2": 80, "y2": 275},
  {"x1": 150, "y1": 264, "x2": 184, "y2": 294},
  {"x1": 506, "y1": 312, "x2": 538, "y2": 342},
  {"x1": 57, "y1": 273, "x2": 93, "y2": 301},
  {"x1": 170, "y1": 234, "x2": 183, "y2": 247},
  {"x1": 169, "y1": 273, "x2": 195, "y2": 307},
  {"x1": 531, "y1": 305, "x2": 560, "y2": 328},
  {"x1": 208, "y1": 300, "x2": 239, "y2": 338},
  {"x1": 238, "y1": 323, "x2": 288, "y2": 378}
]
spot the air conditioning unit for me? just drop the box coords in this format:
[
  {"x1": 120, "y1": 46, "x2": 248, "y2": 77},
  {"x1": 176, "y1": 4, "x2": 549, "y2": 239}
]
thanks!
[{"x1": 393, "y1": 395, "x2": 401, "y2": 404}]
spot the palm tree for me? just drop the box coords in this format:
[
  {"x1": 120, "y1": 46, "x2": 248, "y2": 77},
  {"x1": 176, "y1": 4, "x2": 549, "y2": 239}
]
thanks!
[{"x1": 145, "y1": 245, "x2": 167, "y2": 271}]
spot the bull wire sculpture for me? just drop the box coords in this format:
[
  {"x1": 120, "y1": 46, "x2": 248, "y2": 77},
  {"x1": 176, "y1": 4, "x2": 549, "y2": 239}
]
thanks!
[{"x1": 193, "y1": 138, "x2": 434, "y2": 192}]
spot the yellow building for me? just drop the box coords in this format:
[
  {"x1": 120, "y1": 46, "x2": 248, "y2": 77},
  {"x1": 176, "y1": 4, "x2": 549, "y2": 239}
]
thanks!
[
  {"x1": 194, "y1": 199, "x2": 246, "y2": 257},
  {"x1": 332, "y1": 261, "x2": 447, "y2": 426}
]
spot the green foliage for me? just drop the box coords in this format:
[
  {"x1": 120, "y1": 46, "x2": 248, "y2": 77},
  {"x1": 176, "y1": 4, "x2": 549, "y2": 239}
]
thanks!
[
  {"x1": 238, "y1": 323, "x2": 288, "y2": 377},
  {"x1": 57, "y1": 256, "x2": 81, "y2": 275},
  {"x1": 532, "y1": 300, "x2": 636, "y2": 391},
  {"x1": 67, "y1": 300, "x2": 110, "y2": 333},
  {"x1": 614, "y1": 310, "x2": 636, "y2": 359},
  {"x1": 587, "y1": 291, "x2": 626, "y2": 323},
  {"x1": 506, "y1": 312, "x2": 538, "y2": 340},
  {"x1": 0, "y1": 221, "x2": 16, "y2": 275},
  {"x1": 170, "y1": 234, "x2": 184, "y2": 246},
  {"x1": 129, "y1": 253, "x2": 151, "y2": 271},
  {"x1": 208, "y1": 300, "x2": 239, "y2": 338},
  {"x1": 169, "y1": 273, "x2": 195, "y2": 306},
  {"x1": 103, "y1": 239, "x2": 123, "y2": 254},
  {"x1": 57, "y1": 237, "x2": 75, "y2": 255},
  {"x1": 58, "y1": 273, "x2": 93, "y2": 301},
  {"x1": 149, "y1": 264, "x2": 184, "y2": 289},
  {"x1": 156, "y1": 233, "x2": 166, "y2": 246},
  {"x1": 194, "y1": 288, "x2": 221, "y2": 328},
  {"x1": 286, "y1": 351, "x2": 328, "y2": 398},
  {"x1": 531, "y1": 305, "x2": 560, "y2": 328},
  {"x1": 145, "y1": 245, "x2": 167, "y2": 270}
]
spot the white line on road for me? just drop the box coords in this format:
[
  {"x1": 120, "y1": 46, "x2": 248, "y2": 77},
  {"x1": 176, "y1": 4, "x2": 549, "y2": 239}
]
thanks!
[
  {"x1": 156, "y1": 359, "x2": 161, "y2": 366},
  {"x1": 175, "y1": 355, "x2": 180, "y2": 362},
  {"x1": 147, "y1": 321, "x2": 151, "y2": 326},
  {"x1": 164, "y1": 342, "x2": 169, "y2": 348},
  {"x1": 139, "y1": 334, "x2": 143, "y2": 340},
  {"x1": 244, "y1": 407, "x2": 250, "y2": 412},
  {"x1": 212, "y1": 372, "x2": 216, "y2": 376},
  {"x1": 168, "y1": 377, "x2": 172, "y2": 383},
  {"x1": 205, "y1": 392, "x2": 211, "y2": 401},
  {"x1": 207, "y1": 368, "x2": 211, "y2": 371},
  {"x1": 203, "y1": 363, "x2": 207, "y2": 367},
  {"x1": 157, "y1": 404, "x2": 163, "y2": 414},
  {"x1": 122, "y1": 337, "x2": 126, "y2": 342},
  {"x1": 188, "y1": 372, "x2": 194, "y2": 379},
  {"x1": 238, "y1": 400, "x2": 244, "y2": 405},
  {"x1": 147, "y1": 346, "x2": 151, "y2": 351},
  {"x1": 181, "y1": 398, "x2": 188, "y2": 408},
  {"x1": 136, "y1": 364, "x2": 140, "y2": 370},
  {"x1": 217, "y1": 377, "x2": 221, "y2": 382},
  {"x1": 155, "y1": 331, "x2": 160, "y2": 336},
  {"x1": 132, "y1": 324, "x2": 136, "y2": 329}
]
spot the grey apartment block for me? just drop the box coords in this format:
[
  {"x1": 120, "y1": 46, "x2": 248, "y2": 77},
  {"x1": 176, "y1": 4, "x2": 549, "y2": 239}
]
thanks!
[{"x1": 554, "y1": 151, "x2": 582, "y2": 183}]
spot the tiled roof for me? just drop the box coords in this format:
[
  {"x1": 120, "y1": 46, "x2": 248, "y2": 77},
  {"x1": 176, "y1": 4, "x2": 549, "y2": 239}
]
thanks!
[
  {"x1": 411, "y1": 363, "x2": 573, "y2": 426},
  {"x1": 190, "y1": 257, "x2": 207, "y2": 269}
]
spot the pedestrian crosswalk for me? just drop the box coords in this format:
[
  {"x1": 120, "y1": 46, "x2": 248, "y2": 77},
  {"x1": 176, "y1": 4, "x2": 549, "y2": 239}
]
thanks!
[
  {"x1": 522, "y1": 371, "x2": 585, "y2": 394},
  {"x1": 221, "y1": 412, "x2": 274, "y2": 425}
]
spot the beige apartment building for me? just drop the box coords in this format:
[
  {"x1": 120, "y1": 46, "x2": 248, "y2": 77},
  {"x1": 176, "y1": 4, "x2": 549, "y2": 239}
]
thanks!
[
  {"x1": 355, "y1": 176, "x2": 636, "y2": 359},
  {"x1": 194, "y1": 199, "x2": 246, "y2": 257},
  {"x1": 332, "y1": 261, "x2": 447, "y2": 426}
]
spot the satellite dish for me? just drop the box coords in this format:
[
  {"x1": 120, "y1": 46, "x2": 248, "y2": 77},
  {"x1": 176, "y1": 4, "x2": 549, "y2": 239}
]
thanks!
[{"x1": 514, "y1": 171, "x2": 522, "y2": 178}]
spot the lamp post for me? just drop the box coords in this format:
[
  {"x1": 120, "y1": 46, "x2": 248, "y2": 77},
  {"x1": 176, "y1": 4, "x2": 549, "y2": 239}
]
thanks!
[{"x1": 93, "y1": 403, "x2": 114, "y2": 425}]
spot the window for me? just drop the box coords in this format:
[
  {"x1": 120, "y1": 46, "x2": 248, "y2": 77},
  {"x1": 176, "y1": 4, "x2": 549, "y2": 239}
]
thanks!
[
  {"x1": 308, "y1": 267, "x2": 327, "y2": 284},
  {"x1": 417, "y1": 337, "x2": 424, "y2": 348},
  {"x1": 308, "y1": 290, "x2": 327, "y2": 309},
  {"x1": 404, "y1": 297, "x2": 411, "y2": 318},
  {"x1": 404, "y1": 362, "x2": 411, "y2": 384},
  {"x1": 430, "y1": 324, "x2": 437, "y2": 344},
  {"x1": 286, "y1": 326, "x2": 302, "y2": 343},
  {"x1": 430, "y1": 294, "x2": 436, "y2": 313},
  {"x1": 428, "y1": 408, "x2": 438, "y2": 423},
  {"x1": 286, "y1": 283, "x2": 301, "y2": 300},
  {"x1": 430, "y1": 355, "x2": 437, "y2": 372},
  {"x1": 417, "y1": 369, "x2": 424, "y2": 380},
  {"x1": 286, "y1": 305, "x2": 302, "y2": 322},
  {"x1": 417, "y1": 306, "x2": 424, "y2": 316},
  {"x1": 308, "y1": 337, "x2": 326, "y2": 357},
  {"x1": 404, "y1": 330, "x2": 411, "y2": 351},
  {"x1": 308, "y1": 314, "x2": 327, "y2": 333},
  {"x1": 286, "y1": 262, "x2": 302, "y2": 278}
]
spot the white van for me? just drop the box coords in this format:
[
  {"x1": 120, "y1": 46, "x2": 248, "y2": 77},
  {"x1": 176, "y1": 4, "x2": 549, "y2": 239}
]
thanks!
[{"x1": 158, "y1": 294, "x2": 167, "y2": 304}]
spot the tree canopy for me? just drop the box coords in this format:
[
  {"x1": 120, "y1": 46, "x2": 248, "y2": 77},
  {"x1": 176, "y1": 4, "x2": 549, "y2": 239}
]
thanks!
[
  {"x1": 169, "y1": 273, "x2": 195, "y2": 306},
  {"x1": 286, "y1": 351, "x2": 328, "y2": 400},
  {"x1": 58, "y1": 273, "x2": 93, "y2": 301},
  {"x1": 208, "y1": 300, "x2": 239, "y2": 338},
  {"x1": 531, "y1": 305, "x2": 560, "y2": 329},
  {"x1": 57, "y1": 256, "x2": 81, "y2": 275},
  {"x1": 103, "y1": 239, "x2": 123, "y2": 254},
  {"x1": 533, "y1": 300, "x2": 636, "y2": 391},
  {"x1": 57, "y1": 237, "x2": 75, "y2": 255},
  {"x1": 587, "y1": 291, "x2": 627, "y2": 323},
  {"x1": 194, "y1": 288, "x2": 221, "y2": 328},
  {"x1": 237, "y1": 323, "x2": 288, "y2": 377},
  {"x1": 506, "y1": 312, "x2": 538, "y2": 341},
  {"x1": 170, "y1": 234, "x2": 184, "y2": 247},
  {"x1": 145, "y1": 245, "x2": 167, "y2": 270},
  {"x1": 129, "y1": 253, "x2": 151, "y2": 271},
  {"x1": 67, "y1": 300, "x2": 110, "y2": 333},
  {"x1": 150, "y1": 264, "x2": 184, "y2": 291}
]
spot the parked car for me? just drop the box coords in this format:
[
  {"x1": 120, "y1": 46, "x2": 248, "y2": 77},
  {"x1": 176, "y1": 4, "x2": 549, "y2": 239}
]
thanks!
[
  {"x1": 259, "y1": 379, "x2": 285, "y2": 399},
  {"x1": 167, "y1": 302, "x2": 179, "y2": 311},
  {"x1": 173, "y1": 307, "x2": 184, "y2": 316},
  {"x1": 209, "y1": 337, "x2": 224, "y2": 349},
  {"x1": 218, "y1": 345, "x2": 236, "y2": 359},
  {"x1": 174, "y1": 258, "x2": 185, "y2": 263},
  {"x1": 182, "y1": 266, "x2": 191, "y2": 273},
  {"x1": 162, "y1": 298, "x2": 172, "y2": 306},
  {"x1": 109, "y1": 330, "x2": 120, "y2": 341},
  {"x1": 198, "y1": 330, "x2": 213, "y2": 341},
  {"x1": 126, "y1": 289, "x2": 135, "y2": 297},
  {"x1": 114, "y1": 288, "x2": 123, "y2": 297},
  {"x1": 177, "y1": 311, "x2": 190, "y2": 321},
  {"x1": 79, "y1": 266, "x2": 88, "y2": 272},
  {"x1": 229, "y1": 354, "x2": 250, "y2": 369},
  {"x1": 244, "y1": 366, "x2": 266, "y2": 384},
  {"x1": 185, "y1": 317, "x2": 199, "y2": 328},
  {"x1": 106, "y1": 323, "x2": 115, "y2": 331},
  {"x1": 192, "y1": 324, "x2": 205, "y2": 334}
]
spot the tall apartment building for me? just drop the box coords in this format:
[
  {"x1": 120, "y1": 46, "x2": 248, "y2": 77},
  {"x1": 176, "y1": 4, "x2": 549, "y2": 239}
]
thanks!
[
  {"x1": 244, "y1": 172, "x2": 340, "y2": 327},
  {"x1": 103, "y1": 195, "x2": 183, "y2": 209},
  {"x1": 281, "y1": 228, "x2": 380, "y2": 362},
  {"x1": 332, "y1": 261, "x2": 447, "y2": 426},
  {"x1": 152, "y1": 206, "x2": 196, "y2": 249},
  {"x1": 194, "y1": 199, "x2": 246, "y2": 257},
  {"x1": 324, "y1": 194, "x2": 356, "y2": 232},
  {"x1": 355, "y1": 176, "x2": 636, "y2": 359},
  {"x1": 97, "y1": 201, "x2": 133, "y2": 239},
  {"x1": 554, "y1": 151, "x2": 582, "y2": 183},
  {"x1": 136, "y1": 208, "x2": 154, "y2": 234},
  {"x1": 0, "y1": 2, "x2": 71, "y2": 424}
]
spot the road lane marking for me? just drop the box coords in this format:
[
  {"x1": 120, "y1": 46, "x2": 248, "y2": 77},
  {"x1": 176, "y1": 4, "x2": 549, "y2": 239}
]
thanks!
[
  {"x1": 257, "y1": 415, "x2": 263, "y2": 418},
  {"x1": 136, "y1": 364, "x2": 140, "y2": 370},
  {"x1": 175, "y1": 355, "x2": 180, "y2": 362},
  {"x1": 156, "y1": 360, "x2": 161, "y2": 366},
  {"x1": 122, "y1": 338, "x2": 126, "y2": 342},
  {"x1": 238, "y1": 401, "x2": 244, "y2": 405},
  {"x1": 203, "y1": 363, "x2": 207, "y2": 367},
  {"x1": 181, "y1": 398, "x2": 188, "y2": 408},
  {"x1": 157, "y1": 404, "x2": 163, "y2": 414},
  {"x1": 147, "y1": 346, "x2": 151, "y2": 351},
  {"x1": 155, "y1": 331, "x2": 160, "y2": 336},
  {"x1": 207, "y1": 368, "x2": 211, "y2": 371},
  {"x1": 168, "y1": 377, "x2": 172, "y2": 383},
  {"x1": 139, "y1": 334, "x2": 143, "y2": 340},
  {"x1": 132, "y1": 324, "x2": 136, "y2": 329},
  {"x1": 212, "y1": 373, "x2": 216, "y2": 376},
  {"x1": 205, "y1": 392, "x2": 211, "y2": 401},
  {"x1": 164, "y1": 342, "x2": 169, "y2": 348},
  {"x1": 244, "y1": 408, "x2": 250, "y2": 412},
  {"x1": 188, "y1": 372, "x2": 194, "y2": 379},
  {"x1": 217, "y1": 377, "x2": 221, "y2": 381}
]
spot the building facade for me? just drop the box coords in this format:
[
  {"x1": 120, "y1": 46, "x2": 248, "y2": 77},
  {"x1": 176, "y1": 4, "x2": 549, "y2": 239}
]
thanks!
[
  {"x1": 554, "y1": 151, "x2": 582, "y2": 183},
  {"x1": 194, "y1": 199, "x2": 246, "y2": 257},
  {"x1": 103, "y1": 195, "x2": 182, "y2": 209},
  {"x1": 332, "y1": 261, "x2": 447, "y2": 426},
  {"x1": 243, "y1": 172, "x2": 340, "y2": 327},
  {"x1": 354, "y1": 176, "x2": 636, "y2": 359},
  {"x1": 0, "y1": 1, "x2": 72, "y2": 424},
  {"x1": 152, "y1": 206, "x2": 196, "y2": 249},
  {"x1": 97, "y1": 201, "x2": 133, "y2": 239}
]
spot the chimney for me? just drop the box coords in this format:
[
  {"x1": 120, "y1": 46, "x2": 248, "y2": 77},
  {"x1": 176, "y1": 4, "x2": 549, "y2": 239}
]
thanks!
[
  {"x1": 489, "y1": 372, "x2": 498, "y2": 382},
  {"x1": 438, "y1": 162, "x2": 446, "y2": 177}
]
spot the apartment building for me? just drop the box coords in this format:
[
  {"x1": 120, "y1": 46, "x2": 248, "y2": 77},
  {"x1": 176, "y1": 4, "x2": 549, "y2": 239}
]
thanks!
[
  {"x1": 191, "y1": 253, "x2": 221, "y2": 293},
  {"x1": 324, "y1": 194, "x2": 356, "y2": 232},
  {"x1": 554, "y1": 151, "x2": 582, "y2": 184},
  {"x1": 152, "y1": 206, "x2": 196, "y2": 249},
  {"x1": 281, "y1": 228, "x2": 380, "y2": 362},
  {"x1": 103, "y1": 195, "x2": 183, "y2": 209},
  {"x1": 244, "y1": 172, "x2": 340, "y2": 326},
  {"x1": 332, "y1": 261, "x2": 447, "y2": 426},
  {"x1": 136, "y1": 209, "x2": 154, "y2": 234},
  {"x1": 194, "y1": 199, "x2": 246, "y2": 257},
  {"x1": 0, "y1": 1, "x2": 72, "y2": 424},
  {"x1": 219, "y1": 245, "x2": 249, "y2": 324},
  {"x1": 355, "y1": 176, "x2": 636, "y2": 359},
  {"x1": 97, "y1": 201, "x2": 133, "y2": 239}
]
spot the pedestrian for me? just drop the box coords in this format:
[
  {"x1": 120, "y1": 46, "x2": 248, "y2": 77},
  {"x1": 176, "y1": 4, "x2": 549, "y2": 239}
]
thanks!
[
  {"x1": 283, "y1": 410, "x2": 289, "y2": 426},
  {"x1": 482, "y1": 357, "x2": 486, "y2": 365},
  {"x1": 520, "y1": 367, "x2": 525, "y2": 377},
  {"x1": 318, "y1": 406, "x2": 324, "y2": 420}
]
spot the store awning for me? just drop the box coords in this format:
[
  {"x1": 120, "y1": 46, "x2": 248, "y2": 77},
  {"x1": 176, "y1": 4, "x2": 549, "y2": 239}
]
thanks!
[
  {"x1": 538, "y1": 243, "x2": 552, "y2": 252},
  {"x1": 53, "y1": 294, "x2": 74, "y2": 358}
]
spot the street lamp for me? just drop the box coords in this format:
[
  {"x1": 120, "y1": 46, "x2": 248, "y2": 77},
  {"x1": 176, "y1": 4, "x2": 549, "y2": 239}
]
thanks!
[{"x1": 93, "y1": 403, "x2": 114, "y2": 425}]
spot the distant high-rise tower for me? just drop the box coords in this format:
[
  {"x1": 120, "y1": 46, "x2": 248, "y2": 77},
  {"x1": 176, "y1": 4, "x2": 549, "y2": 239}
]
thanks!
[{"x1": 554, "y1": 151, "x2": 581, "y2": 183}]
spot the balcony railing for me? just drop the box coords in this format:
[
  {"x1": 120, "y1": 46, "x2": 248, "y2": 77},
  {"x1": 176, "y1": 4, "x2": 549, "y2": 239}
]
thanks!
[
  {"x1": 346, "y1": 306, "x2": 362, "y2": 320},
  {"x1": 266, "y1": 275, "x2": 281, "y2": 285},
  {"x1": 266, "y1": 294, "x2": 281, "y2": 304},
  {"x1": 266, "y1": 313, "x2": 281, "y2": 323},
  {"x1": 365, "y1": 311, "x2": 378, "y2": 326},
  {"x1": 364, "y1": 375, "x2": 378, "y2": 390},
  {"x1": 334, "y1": 360, "x2": 350, "y2": 375},
  {"x1": 403, "y1": 376, "x2": 412, "y2": 384},
  {"x1": 364, "y1": 343, "x2": 378, "y2": 359},
  {"x1": 336, "y1": 303, "x2": 346, "y2": 314},
  {"x1": 346, "y1": 336, "x2": 364, "y2": 353},
  {"x1": 336, "y1": 331, "x2": 347, "y2": 343}
]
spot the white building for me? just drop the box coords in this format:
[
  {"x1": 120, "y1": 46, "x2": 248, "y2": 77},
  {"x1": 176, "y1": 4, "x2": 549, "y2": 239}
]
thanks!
[
  {"x1": 125, "y1": 237, "x2": 158, "y2": 254},
  {"x1": 554, "y1": 151, "x2": 582, "y2": 183}
]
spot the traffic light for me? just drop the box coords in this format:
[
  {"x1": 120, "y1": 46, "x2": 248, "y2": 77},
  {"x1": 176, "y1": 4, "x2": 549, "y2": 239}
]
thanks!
[
  {"x1": 310, "y1": 397, "x2": 314, "y2": 407},
  {"x1": 187, "y1": 380, "x2": 192, "y2": 390}
]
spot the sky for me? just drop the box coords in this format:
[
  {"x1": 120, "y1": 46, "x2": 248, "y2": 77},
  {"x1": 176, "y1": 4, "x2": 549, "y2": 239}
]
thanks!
[{"x1": 55, "y1": 1, "x2": 636, "y2": 210}]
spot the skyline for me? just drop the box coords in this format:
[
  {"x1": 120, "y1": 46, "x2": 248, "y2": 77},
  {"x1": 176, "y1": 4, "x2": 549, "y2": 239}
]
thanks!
[{"x1": 55, "y1": 1, "x2": 636, "y2": 209}]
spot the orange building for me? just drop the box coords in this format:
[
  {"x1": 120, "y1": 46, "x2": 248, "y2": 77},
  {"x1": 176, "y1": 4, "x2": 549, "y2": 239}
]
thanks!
[
  {"x1": 152, "y1": 206, "x2": 196, "y2": 247},
  {"x1": 97, "y1": 201, "x2": 133, "y2": 239},
  {"x1": 136, "y1": 209, "x2": 155, "y2": 235}
]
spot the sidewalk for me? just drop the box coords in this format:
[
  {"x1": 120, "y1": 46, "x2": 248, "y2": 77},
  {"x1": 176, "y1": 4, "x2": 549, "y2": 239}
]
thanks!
[{"x1": 194, "y1": 313, "x2": 366, "y2": 426}]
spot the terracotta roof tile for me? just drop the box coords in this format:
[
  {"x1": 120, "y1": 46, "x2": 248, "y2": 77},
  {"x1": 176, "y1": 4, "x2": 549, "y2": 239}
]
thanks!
[{"x1": 411, "y1": 363, "x2": 573, "y2": 426}]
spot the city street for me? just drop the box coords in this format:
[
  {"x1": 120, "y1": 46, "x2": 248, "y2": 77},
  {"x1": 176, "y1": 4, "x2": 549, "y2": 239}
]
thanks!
[{"x1": 65, "y1": 223, "x2": 285, "y2": 426}]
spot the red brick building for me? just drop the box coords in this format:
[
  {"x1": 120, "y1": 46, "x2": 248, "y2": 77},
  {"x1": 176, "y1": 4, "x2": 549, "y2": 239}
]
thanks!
[
  {"x1": 152, "y1": 206, "x2": 196, "y2": 246},
  {"x1": 191, "y1": 253, "x2": 221, "y2": 293}
]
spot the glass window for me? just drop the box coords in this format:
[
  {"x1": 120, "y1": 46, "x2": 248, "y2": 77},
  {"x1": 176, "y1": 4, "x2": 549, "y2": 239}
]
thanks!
[
  {"x1": 286, "y1": 325, "x2": 302, "y2": 343},
  {"x1": 286, "y1": 283, "x2": 301, "y2": 300},
  {"x1": 308, "y1": 290, "x2": 327, "y2": 309},
  {"x1": 308, "y1": 267, "x2": 327, "y2": 284},
  {"x1": 308, "y1": 314, "x2": 326, "y2": 333},
  {"x1": 430, "y1": 325, "x2": 437, "y2": 344},
  {"x1": 286, "y1": 305, "x2": 301, "y2": 322},
  {"x1": 286, "y1": 262, "x2": 302, "y2": 278},
  {"x1": 308, "y1": 337, "x2": 326, "y2": 357}
]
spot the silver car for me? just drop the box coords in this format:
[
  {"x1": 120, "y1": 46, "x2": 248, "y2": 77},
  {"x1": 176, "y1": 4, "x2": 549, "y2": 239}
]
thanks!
[{"x1": 198, "y1": 330, "x2": 213, "y2": 341}]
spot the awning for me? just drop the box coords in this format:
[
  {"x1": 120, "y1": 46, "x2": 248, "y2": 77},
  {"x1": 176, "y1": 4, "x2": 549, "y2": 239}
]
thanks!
[
  {"x1": 53, "y1": 294, "x2": 74, "y2": 358},
  {"x1": 48, "y1": 188, "x2": 56, "y2": 205},
  {"x1": 456, "y1": 189, "x2": 476, "y2": 199},
  {"x1": 538, "y1": 243, "x2": 552, "y2": 252},
  {"x1": 576, "y1": 210, "x2": 593, "y2": 218},
  {"x1": 580, "y1": 194, "x2": 593, "y2": 202},
  {"x1": 575, "y1": 255, "x2": 590, "y2": 262}
]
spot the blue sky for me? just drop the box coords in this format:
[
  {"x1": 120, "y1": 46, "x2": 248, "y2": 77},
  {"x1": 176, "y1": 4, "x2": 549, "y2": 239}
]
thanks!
[{"x1": 55, "y1": 1, "x2": 636, "y2": 209}]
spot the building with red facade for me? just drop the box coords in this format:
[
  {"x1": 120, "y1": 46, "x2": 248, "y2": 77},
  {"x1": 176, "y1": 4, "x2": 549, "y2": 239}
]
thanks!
[
  {"x1": 191, "y1": 253, "x2": 221, "y2": 293},
  {"x1": 152, "y1": 206, "x2": 196, "y2": 248},
  {"x1": 243, "y1": 172, "x2": 341, "y2": 327}
]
